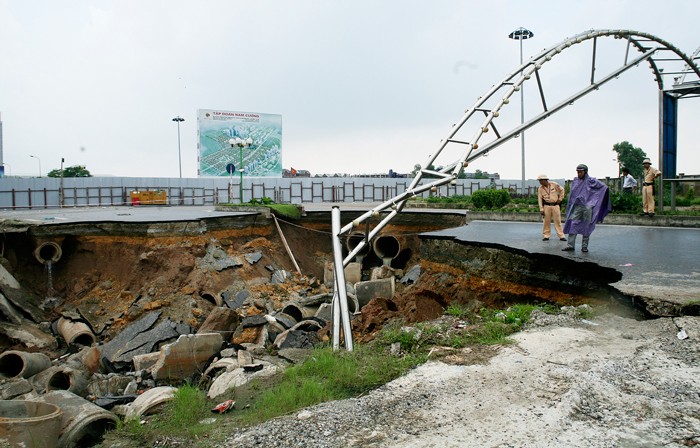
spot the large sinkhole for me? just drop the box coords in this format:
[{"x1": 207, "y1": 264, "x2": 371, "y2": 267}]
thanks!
[{"x1": 1, "y1": 211, "x2": 665, "y2": 356}]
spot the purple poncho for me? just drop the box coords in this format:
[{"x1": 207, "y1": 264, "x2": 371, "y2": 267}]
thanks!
[{"x1": 563, "y1": 173, "x2": 611, "y2": 237}]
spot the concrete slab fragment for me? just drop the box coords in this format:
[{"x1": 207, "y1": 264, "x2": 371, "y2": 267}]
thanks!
[
  {"x1": 0, "y1": 291, "x2": 23, "y2": 324},
  {"x1": 131, "y1": 353, "x2": 161, "y2": 372},
  {"x1": 0, "y1": 321, "x2": 57, "y2": 350},
  {"x1": 400, "y1": 264, "x2": 421, "y2": 284},
  {"x1": 245, "y1": 252, "x2": 263, "y2": 264},
  {"x1": 355, "y1": 277, "x2": 395, "y2": 308},
  {"x1": 207, "y1": 362, "x2": 279, "y2": 400},
  {"x1": 197, "y1": 307, "x2": 240, "y2": 337},
  {"x1": 100, "y1": 311, "x2": 161, "y2": 362},
  {"x1": 110, "y1": 320, "x2": 182, "y2": 364},
  {"x1": 151, "y1": 333, "x2": 224, "y2": 381}
]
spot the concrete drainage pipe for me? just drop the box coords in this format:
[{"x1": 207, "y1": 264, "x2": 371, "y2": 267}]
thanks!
[
  {"x1": 34, "y1": 242, "x2": 62, "y2": 265},
  {"x1": 0, "y1": 350, "x2": 52, "y2": 379},
  {"x1": 56, "y1": 317, "x2": 96, "y2": 347},
  {"x1": 30, "y1": 366, "x2": 88, "y2": 397},
  {"x1": 345, "y1": 231, "x2": 371, "y2": 262},
  {"x1": 372, "y1": 235, "x2": 401, "y2": 266},
  {"x1": 0, "y1": 400, "x2": 63, "y2": 448},
  {"x1": 34, "y1": 390, "x2": 118, "y2": 448}
]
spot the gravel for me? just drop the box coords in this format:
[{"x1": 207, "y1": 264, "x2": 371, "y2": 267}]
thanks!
[{"x1": 216, "y1": 313, "x2": 700, "y2": 448}]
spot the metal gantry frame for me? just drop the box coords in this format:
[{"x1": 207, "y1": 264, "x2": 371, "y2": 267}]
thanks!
[{"x1": 331, "y1": 29, "x2": 700, "y2": 351}]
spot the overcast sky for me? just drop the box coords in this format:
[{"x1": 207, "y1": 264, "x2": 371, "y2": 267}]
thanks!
[{"x1": 1, "y1": 0, "x2": 698, "y2": 180}]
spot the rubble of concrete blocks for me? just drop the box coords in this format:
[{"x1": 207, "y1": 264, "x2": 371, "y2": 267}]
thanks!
[{"x1": 0, "y1": 252, "x2": 419, "y2": 446}]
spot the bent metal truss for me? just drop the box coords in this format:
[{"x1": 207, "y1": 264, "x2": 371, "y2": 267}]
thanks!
[{"x1": 330, "y1": 29, "x2": 700, "y2": 351}]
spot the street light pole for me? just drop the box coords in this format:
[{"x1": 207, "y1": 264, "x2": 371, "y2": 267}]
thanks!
[
  {"x1": 229, "y1": 137, "x2": 253, "y2": 203},
  {"x1": 60, "y1": 157, "x2": 65, "y2": 207},
  {"x1": 508, "y1": 27, "x2": 534, "y2": 196},
  {"x1": 172, "y1": 116, "x2": 185, "y2": 178},
  {"x1": 29, "y1": 154, "x2": 41, "y2": 177}
]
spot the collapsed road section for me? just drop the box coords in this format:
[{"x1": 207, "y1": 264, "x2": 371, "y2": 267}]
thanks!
[{"x1": 0, "y1": 206, "x2": 693, "y2": 446}]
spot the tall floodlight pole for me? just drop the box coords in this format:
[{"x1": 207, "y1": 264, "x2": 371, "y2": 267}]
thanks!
[
  {"x1": 172, "y1": 116, "x2": 185, "y2": 178},
  {"x1": 509, "y1": 27, "x2": 534, "y2": 195},
  {"x1": 29, "y1": 154, "x2": 42, "y2": 177},
  {"x1": 229, "y1": 137, "x2": 253, "y2": 203},
  {"x1": 60, "y1": 157, "x2": 65, "y2": 207}
]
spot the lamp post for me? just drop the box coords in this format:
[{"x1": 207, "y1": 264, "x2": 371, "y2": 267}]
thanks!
[
  {"x1": 172, "y1": 116, "x2": 185, "y2": 178},
  {"x1": 29, "y1": 154, "x2": 42, "y2": 177},
  {"x1": 508, "y1": 27, "x2": 534, "y2": 196},
  {"x1": 229, "y1": 137, "x2": 253, "y2": 203},
  {"x1": 60, "y1": 157, "x2": 65, "y2": 207}
]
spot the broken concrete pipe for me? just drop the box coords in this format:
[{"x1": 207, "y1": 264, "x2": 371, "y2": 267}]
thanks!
[
  {"x1": 281, "y1": 301, "x2": 319, "y2": 322},
  {"x1": 372, "y1": 235, "x2": 401, "y2": 266},
  {"x1": 346, "y1": 231, "x2": 372, "y2": 262},
  {"x1": 125, "y1": 386, "x2": 177, "y2": 418},
  {"x1": 33, "y1": 241, "x2": 63, "y2": 265},
  {"x1": 0, "y1": 350, "x2": 52, "y2": 379},
  {"x1": 0, "y1": 400, "x2": 63, "y2": 448},
  {"x1": 200, "y1": 291, "x2": 224, "y2": 307},
  {"x1": 34, "y1": 390, "x2": 118, "y2": 448},
  {"x1": 56, "y1": 317, "x2": 96, "y2": 346},
  {"x1": 30, "y1": 365, "x2": 89, "y2": 396}
]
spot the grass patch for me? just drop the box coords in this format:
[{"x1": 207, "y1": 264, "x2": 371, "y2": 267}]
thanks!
[
  {"x1": 233, "y1": 344, "x2": 423, "y2": 426},
  {"x1": 217, "y1": 201, "x2": 302, "y2": 219},
  {"x1": 267, "y1": 204, "x2": 302, "y2": 219},
  {"x1": 113, "y1": 384, "x2": 213, "y2": 445}
]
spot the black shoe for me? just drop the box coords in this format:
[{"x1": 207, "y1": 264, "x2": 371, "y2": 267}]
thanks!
[
  {"x1": 582, "y1": 248, "x2": 588, "y2": 253},
  {"x1": 559, "y1": 238, "x2": 567, "y2": 241},
  {"x1": 649, "y1": 213, "x2": 655, "y2": 217},
  {"x1": 562, "y1": 246, "x2": 574, "y2": 251},
  {"x1": 542, "y1": 237, "x2": 549, "y2": 241},
  {"x1": 639, "y1": 212, "x2": 648, "y2": 216}
]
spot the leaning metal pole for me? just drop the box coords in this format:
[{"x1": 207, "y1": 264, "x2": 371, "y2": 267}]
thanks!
[{"x1": 331, "y1": 207, "x2": 353, "y2": 351}]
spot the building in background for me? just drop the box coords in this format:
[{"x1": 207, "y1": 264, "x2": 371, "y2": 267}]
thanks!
[{"x1": 197, "y1": 109, "x2": 282, "y2": 177}]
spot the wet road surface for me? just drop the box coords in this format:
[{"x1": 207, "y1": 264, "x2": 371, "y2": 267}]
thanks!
[{"x1": 425, "y1": 221, "x2": 700, "y2": 305}]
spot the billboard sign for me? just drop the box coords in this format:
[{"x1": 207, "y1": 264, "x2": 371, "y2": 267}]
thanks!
[{"x1": 197, "y1": 109, "x2": 282, "y2": 177}]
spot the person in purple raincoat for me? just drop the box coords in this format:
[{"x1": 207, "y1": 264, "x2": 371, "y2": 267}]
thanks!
[{"x1": 561, "y1": 163, "x2": 611, "y2": 253}]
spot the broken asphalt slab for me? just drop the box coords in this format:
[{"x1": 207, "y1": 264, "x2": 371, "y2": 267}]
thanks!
[{"x1": 423, "y1": 221, "x2": 700, "y2": 313}]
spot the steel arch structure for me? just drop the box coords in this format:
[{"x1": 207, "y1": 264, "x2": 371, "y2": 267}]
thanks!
[{"x1": 331, "y1": 29, "x2": 700, "y2": 350}]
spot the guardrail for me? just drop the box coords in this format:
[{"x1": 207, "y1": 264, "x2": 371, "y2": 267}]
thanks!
[
  {"x1": 0, "y1": 177, "x2": 527, "y2": 210},
  {"x1": 1, "y1": 176, "x2": 694, "y2": 210}
]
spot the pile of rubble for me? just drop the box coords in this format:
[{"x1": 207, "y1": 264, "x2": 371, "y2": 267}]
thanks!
[{"x1": 0, "y1": 239, "x2": 419, "y2": 447}]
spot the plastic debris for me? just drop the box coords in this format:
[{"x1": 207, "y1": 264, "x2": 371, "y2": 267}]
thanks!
[
  {"x1": 618, "y1": 263, "x2": 635, "y2": 267},
  {"x1": 677, "y1": 329, "x2": 688, "y2": 340},
  {"x1": 211, "y1": 399, "x2": 235, "y2": 414}
]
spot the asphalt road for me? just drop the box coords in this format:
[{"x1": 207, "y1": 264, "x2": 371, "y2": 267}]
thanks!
[
  {"x1": 425, "y1": 220, "x2": 700, "y2": 305},
  {"x1": 0, "y1": 205, "x2": 250, "y2": 224}
]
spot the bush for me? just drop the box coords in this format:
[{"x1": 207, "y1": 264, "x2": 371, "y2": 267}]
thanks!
[
  {"x1": 610, "y1": 192, "x2": 640, "y2": 212},
  {"x1": 426, "y1": 195, "x2": 471, "y2": 204},
  {"x1": 471, "y1": 189, "x2": 510, "y2": 209}
]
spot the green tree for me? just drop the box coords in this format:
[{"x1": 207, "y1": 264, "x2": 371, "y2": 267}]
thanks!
[
  {"x1": 473, "y1": 169, "x2": 490, "y2": 179},
  {"x1": 410, "y1": 164, "x2": 421, "y2": 177},
  {"x1": 47, "y1": 165, "x2": 92, "y2": 178},
  {"x1": 612, "y1": 141, "x2": 647, "y2": 178}
]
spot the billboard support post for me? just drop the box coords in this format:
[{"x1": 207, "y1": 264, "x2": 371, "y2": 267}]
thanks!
[{"x1": 229, "y1": 137, "x2": 252, "y2": 203}]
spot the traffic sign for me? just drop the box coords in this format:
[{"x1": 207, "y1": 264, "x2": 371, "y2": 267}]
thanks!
[{"x1": 226, "y1": 163, "x2": 236, "y2": 174}]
